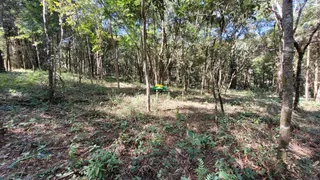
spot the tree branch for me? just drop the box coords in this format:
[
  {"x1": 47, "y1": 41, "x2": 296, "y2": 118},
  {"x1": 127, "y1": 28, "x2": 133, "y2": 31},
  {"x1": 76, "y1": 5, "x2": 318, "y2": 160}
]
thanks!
[
  {"x1": 302, "y1": 22, "x2": 320, "y2": 52},
  {"x1": 293, "y1": 0, "x2": 308, "y2": 34},
  {"x1": 270, "y1": 4, "x2": 283, "y2": 31}
]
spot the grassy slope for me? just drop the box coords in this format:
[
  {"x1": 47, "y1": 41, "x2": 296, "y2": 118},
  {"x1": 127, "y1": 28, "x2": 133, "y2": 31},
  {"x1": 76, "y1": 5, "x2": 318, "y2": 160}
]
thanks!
[{"x1": 0, "y1": 70, "x2": 319, "y2": 179}]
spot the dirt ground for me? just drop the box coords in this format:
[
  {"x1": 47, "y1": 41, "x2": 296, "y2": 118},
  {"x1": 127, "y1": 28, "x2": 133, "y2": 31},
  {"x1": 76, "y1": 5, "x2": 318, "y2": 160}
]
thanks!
[{"x1": 1, "y1": 71, "x2": 319, "y2": 179}]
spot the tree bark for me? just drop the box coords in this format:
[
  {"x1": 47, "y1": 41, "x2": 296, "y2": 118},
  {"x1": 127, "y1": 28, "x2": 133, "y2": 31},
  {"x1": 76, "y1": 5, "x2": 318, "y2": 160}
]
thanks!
[
  {"x1": 293, "y1": 52, "x2": 304, "y2": 109},
  {"x1": 96, "y1": 28, "x2": 103, "y2": 80},
  {"x1": 279, "y1": 0, "x2": 294, "y2": 151},
  {"x1": 42, "y1": 0, "x2": 54, "y2": 103},
  {"x1": 277, "y1": 35, "x2": 283, "y2": 99},
  {"x1": 305, "y1": 45, "x2": 310, "y2": 101},
  {"x1": 315, "y1": 42, "x2": 319, "y2": 99},
  {"x1": 141, "y1": 0, "x2": 150, "y2": 112},
  {"x1": 5, "y1": 37, "x2": 11, "y2": 71},
  {"x1": 109, "y1": 18, "x2": 120, "y2": 89},
  {"x1": 0, "y1": 50, "x2": 5, "y2": 72},
  {"x1": 35, "y1": 44, "x2": 41, "y2": 70}
]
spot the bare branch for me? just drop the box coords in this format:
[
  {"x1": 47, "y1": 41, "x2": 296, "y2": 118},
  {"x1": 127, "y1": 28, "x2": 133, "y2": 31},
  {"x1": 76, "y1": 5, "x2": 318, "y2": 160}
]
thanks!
[
  {"x1": 302, "y1": 22, "x2": 320, "y2": 52},
  {"x1": 293, "y1": 0, "x2": 308, "y2": 34},
  {"x1": 270, "y1": 3, "x2": 283, "y2": 32}
]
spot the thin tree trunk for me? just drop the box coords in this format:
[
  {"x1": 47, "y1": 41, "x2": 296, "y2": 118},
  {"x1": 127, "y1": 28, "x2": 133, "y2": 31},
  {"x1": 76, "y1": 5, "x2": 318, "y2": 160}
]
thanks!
[
  {"x1": 5, "y1": 37, "x2": 11, "y2": 71},
  {"x1": 35, "y1": 44, "x2": 41, "y2": 70},
  {"x1": 216, "y1": 69, "x2": 224, "y2": 113},
  {"x1": 59, "y1": 13, "x2": 64, "y2": 74},
  {"x1": 42, "y1": 0, "x2": 54, "y2": 103},
  {"x1": 0, "y1": 49, "x2": 5, "y2": 72},
  {"x1": 109, "y1": 18, "x2": 120, "y2": 89},
  {"x1": 315, "y1": 41, "x2": 319, "y2": 99},
  {"x1": 212, "y1": 71, "x2": 218, "y2": 112},
  {"x1": 279, "y1": 0, "x2": 294, "y2": 153},
  {"x1": 96, "y1": 28, "x2": 103, "y2": 80},
  {"x1": 305, "y1": 45, "x2": 311, "y2": 101},
  {"x1": 294, "y1": 52, "x2": 304, "y2": 109},
  {"x1": 142, "y1": 0, "x2": 150, "y2": 112},
  {"x1": 278, "y1": 33, "x2": 283, "y2": 99}
]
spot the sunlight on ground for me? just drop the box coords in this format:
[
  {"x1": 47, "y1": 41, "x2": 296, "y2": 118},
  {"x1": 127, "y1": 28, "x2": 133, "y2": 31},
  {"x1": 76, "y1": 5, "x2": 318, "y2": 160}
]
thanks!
[{"x1": 0, "y1": 71, "x2": 319, "y2": 179}]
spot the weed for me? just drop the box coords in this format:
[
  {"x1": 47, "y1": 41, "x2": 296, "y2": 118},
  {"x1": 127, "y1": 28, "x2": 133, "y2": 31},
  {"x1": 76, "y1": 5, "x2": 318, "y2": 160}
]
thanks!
[
  {"x1": 68, "y1": 144, "x2": 78, "y2": 160},
  {"x1": 119, "y1": 120, "x2": 129, "y2": 129},
  {"x1": 175, "y1": 109, "x2": 185, "y2": 121},
  {"x1": 84, "y1": 149, "x2": 121, "y2": 179}
]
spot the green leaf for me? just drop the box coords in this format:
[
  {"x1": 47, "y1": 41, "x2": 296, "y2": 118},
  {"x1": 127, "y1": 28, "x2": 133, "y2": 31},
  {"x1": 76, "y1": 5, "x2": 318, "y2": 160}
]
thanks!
[{"x1": 218, "y1": 171, "x2": 229, "y2": 179}]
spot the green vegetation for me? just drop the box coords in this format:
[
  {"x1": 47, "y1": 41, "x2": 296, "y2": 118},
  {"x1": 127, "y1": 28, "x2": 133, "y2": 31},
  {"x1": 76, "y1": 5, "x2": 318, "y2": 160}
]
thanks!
[
  {"x1": 0, "y1": 71, "x2": 319, "y2": 179},
  {"x1": 0, "y1": 0, "x2": 320, "y2": 179}
]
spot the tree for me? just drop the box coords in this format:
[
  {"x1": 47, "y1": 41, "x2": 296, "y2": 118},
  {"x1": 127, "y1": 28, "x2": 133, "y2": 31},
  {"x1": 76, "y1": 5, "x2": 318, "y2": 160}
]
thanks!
[
  {"x1": 305, "y1": 45, "x2": 311, "y2": 101},
  {"x1": 279, "y1": 0, "x2": 294, "y2": 155},
  {"x1": 0, "y1": 49, "x2": 5, "y2": 72},
  {"x1": 0, "y1": 0, "x2": 20, "y2": 71},
  {"x1": 42, "y1": 0, "x2": 54, "y2": 103},
  {"x1": 141, "y1": 0, "x2": 150, "y2": 112},
  {"x1": 293, "y1": 20, "x2": 320, "y2": 109}
]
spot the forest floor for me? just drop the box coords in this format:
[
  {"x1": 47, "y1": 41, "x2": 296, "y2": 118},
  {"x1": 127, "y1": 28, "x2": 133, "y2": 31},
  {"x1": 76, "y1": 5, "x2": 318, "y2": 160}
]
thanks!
[{"x1": 0, "y1": 70, "x2": 320, "y2": 180}]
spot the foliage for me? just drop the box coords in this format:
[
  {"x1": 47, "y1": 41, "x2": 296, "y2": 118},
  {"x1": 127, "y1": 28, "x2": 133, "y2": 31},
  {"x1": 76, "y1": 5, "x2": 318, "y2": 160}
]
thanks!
[
  {"x1": 196, "y1": 158, "x2": 208, "y2": 180},
  {"x1": 84, "y1": 149, "x2": 121, "y2": 180}
]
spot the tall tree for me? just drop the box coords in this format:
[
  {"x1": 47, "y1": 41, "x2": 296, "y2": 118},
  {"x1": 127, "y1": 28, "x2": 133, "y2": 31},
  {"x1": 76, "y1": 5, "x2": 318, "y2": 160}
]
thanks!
[
  {"x1": 42, "y1": 0, "x2": 54, "y2": 103},
  {"x1": 279, "y1": 0, "x2": 294, "y2": 156},
  {"x1": 293, "y1": 21, "x2": 320, "y2": 109},
  {"x1": 141, "y1": 0, "x2": 150, "y2": 112}
]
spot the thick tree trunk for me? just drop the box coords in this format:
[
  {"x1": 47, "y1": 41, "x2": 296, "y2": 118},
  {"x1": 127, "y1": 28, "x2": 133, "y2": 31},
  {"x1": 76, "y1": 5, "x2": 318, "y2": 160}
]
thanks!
[
  {"x1": 142, "y1": 0, "x2": 150, "y2": 112},
  {"x1": 42, "y1": 0, "x2": 54, "y2": 103},
  {"x1": 305, "y1": 46, "x2": 311, "y2": 101},
  {"x1": 294, "y1": 52, "x2": 304, "y2": 109},
  {"x1": 279, "y1": 0, "x2": 294, "y2": 151}
]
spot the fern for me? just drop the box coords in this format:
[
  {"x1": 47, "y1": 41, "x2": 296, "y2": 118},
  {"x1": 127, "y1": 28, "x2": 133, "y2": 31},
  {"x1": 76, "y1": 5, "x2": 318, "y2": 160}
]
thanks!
[
  {"x1": 196, "y1": 158, "x2": 208, "y2": 180},
  {"x1": 205, "y1": 173, "x2": 217, "y2": 180}
]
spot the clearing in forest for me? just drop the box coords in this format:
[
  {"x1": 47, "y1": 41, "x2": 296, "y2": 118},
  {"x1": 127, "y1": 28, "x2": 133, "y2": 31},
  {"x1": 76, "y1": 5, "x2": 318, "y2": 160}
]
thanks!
[{"x1": 0, "y1": 70, "x2": 319, "y2": 179}]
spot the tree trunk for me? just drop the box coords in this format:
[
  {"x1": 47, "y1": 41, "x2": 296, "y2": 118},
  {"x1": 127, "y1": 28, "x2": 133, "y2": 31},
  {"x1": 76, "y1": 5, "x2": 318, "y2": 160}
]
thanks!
[
  {"x1": 0, "y1": 50, "x2": 5, "y2": 72},
  {"x1": 5, "y1": 37, "x2": 11, "y2": 71},
  {"x1": 279, "y1": 0, "x2": 294, "y2": 152},
  {"x1": 316, "y1": 88, "x2": 320, "y2": 103},
  {"x1": 59, "y1": 13, "x2": 64, "y2": 74},
  {"x1": 216, "y1": 69, "x2": 224, "y2": 113},
  {"x1": 109, "y1": 18, "x2": 120, "y2": 89},
  {"x1": 35, "y1": 44, "x2": 41, "y2": 70},
  {"x1": 315, "y1": 42, "x2": 319, "y2": 99},
  {"x1": 305, "y1": 45, "x2": 311, "y2": 101},
  {"x1": 42, "y1": 0, "x2": 54, "y2": 103},
  {"x1": 142, "y1": 0, "x2": 150, "y2": 112},
  {"x1": 229, "y1": 59, "x2": 237, "y2": 89},
  {"x1": 277, "y1": 33, "x2": 283, "y2": 99},
  {"x1": 293, "y1": 52, "x2": 304, "y2": 109},
  {"x1": 96, "y1": 28, "x2": 103, "y2": 80}
]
